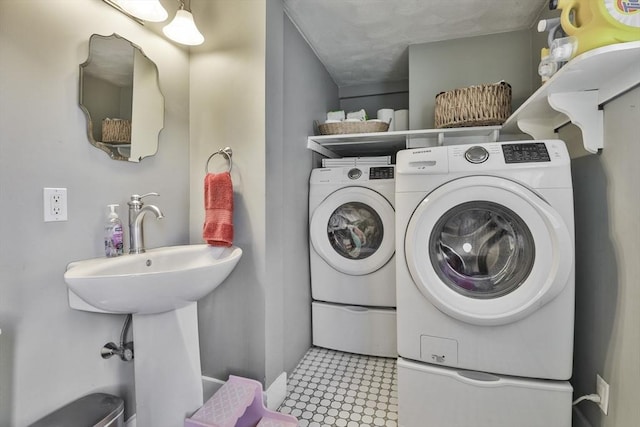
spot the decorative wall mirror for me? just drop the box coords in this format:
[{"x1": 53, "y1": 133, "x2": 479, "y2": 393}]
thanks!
[{"x1": 79, "y1": 34, "x2": 164, "y2": 162}]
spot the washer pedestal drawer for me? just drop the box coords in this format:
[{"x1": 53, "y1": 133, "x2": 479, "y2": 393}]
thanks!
[
  {"x1": 312, "y1": 301, "x2": 397, "y2": 358},
  {"x1": 397, "y1": 357, "x2": 572, "y2": 427}
]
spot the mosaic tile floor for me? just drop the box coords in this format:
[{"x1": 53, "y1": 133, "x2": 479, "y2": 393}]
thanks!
[{"x1": 278, "y1": 346, "x2": 398, "y2": 427}]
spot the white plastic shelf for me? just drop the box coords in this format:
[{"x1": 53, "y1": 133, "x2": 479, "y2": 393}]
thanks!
[
  {"x1": 307, "y1": 126, "x2": 501, "y2": 158},
  {"x1": 502, "y1": 41, "x2": 640, "y2": 153},
  {"x1": 308, "y1": 42, "x2": 640, "y2": 158}
]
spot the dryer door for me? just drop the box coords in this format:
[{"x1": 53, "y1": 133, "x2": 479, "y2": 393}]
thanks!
[
  {"x1": 405, "y1": 176, "x2": 573, "y2": 326},
  {"x1": 311, "y1": 186, "x2": 395, "y2": 276}
]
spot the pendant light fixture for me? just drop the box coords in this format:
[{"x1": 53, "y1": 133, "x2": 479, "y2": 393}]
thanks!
[
  {"x1": 163, "y1": 0, "x2": 205, "y2": 46},
  {"x1": 112, "y1": 0, "x2": 168, "y2": 22}
]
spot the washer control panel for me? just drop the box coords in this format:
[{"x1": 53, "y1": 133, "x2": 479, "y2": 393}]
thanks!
[
  {"x1": 397, "y1": 140, "x2": 569, "y2": 178},
  {"x1": 502, "y1": 142, "x2": 551, "y2": 163},
  {"x1": 464, "y1": 146, "x2": 489, "y2": 164}
]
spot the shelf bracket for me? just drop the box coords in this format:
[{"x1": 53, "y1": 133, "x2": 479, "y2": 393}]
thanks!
[
  {"x1": 515, "y1": 118, "x2": 559, "y2": 140},
  {"x1": 548, "y1": 91, "x2": 603, "y2": 154}
]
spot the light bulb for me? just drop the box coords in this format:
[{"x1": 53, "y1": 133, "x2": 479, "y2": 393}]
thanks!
[
  {"x1": 163, "y1": 9, "x2": 205, "y2": 46},
  {"x1": 115, "y1": 0, "x2": 168, "y2": 22}
]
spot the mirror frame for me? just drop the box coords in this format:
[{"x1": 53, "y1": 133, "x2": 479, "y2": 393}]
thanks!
[{"x1": 79, "y1": 33, "x2": 165, "y2": 162}]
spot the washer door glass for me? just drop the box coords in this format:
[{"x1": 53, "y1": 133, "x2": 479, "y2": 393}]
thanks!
[
  {"x1": 311, "y1": 187, "x2": 395, "y2": 276},
  {"x1": 430, "y1": 201, "x2": 535, "y2": 299},
  {"x1": 328, "y1": 202, "x2": 384, "y2": 260},
  {"x1": 404, "y1": 176, "x2": 573, "y2": 326}
]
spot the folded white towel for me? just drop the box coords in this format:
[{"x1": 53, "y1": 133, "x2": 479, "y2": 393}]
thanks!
[
  {"x1": 327, "y1": 110, "x2": 345, "y2": 121},
  {"x1": 347, "y1": 109, "x2": 367, "y2": 121}
]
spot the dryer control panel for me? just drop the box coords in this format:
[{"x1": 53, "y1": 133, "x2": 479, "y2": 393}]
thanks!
[
  {"x1": 346, "y1": 166, "x2": 394, "y2": 180},
  {"x1": 369, "y1": 166, "x2": 394, "y2": 180},
  {"x1": 311, "y1": 165, "x2": 395, "y2": 184}
]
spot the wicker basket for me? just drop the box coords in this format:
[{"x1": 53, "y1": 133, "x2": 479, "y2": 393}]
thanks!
[
  {"x1": 317, "y1": 121, "x2": 389, "y2": 135},
  {"x1": 102, "y1": 118, "x2": 131, "y2": 144},
  {"x1": 434, "y1": 82, "x2": 511, "y2": 128}
]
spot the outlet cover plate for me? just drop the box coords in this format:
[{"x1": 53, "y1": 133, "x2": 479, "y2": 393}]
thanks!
[
  {"x1": 596, "y1": 374, "x2": 610, "y2": 415},
  {"x1": 43, "y1": 187, "x2": 68, "y2": 222}
]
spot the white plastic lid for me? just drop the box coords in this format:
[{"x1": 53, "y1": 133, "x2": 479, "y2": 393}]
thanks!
[{"x1": 107, "y1": 204, "x2": 120, "y2": 219}]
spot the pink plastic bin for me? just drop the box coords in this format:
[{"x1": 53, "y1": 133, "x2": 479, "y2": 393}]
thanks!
[{"x1": 184, "y1": 375, "x2": 297, "y2": 427}]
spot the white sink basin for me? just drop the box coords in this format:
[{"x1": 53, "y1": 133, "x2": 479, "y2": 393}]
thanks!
[{"x1": 64, "y1": 244, "x2": 242, "y2": 314}]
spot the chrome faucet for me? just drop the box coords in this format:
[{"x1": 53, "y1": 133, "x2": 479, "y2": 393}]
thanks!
[{"x1": 127, "y1": 193, "x2": 164, "y2": 254}]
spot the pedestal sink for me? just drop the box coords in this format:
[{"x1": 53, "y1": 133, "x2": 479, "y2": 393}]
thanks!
[{"x1": 64, "y1": 244, "x2": 242, "y2": 427}]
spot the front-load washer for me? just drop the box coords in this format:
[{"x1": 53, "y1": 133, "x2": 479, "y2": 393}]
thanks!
[
  {"x1": 396, "y1": 140, "x2": 575, "y2": 380},
  {"x1": 310, "y1": 164, "x2": 396, "y2": 357}
]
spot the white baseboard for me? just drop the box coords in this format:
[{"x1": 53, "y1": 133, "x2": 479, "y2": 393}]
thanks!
[
  {"x1": 124, "y1": 373, "x2": 288, "y2": 425},
  {"x1": 124, "y1": 413, "x2": 136, "y2": 427},
  {"x1": 125, "y1": 376, "x2": 225, "y2": 427},
  {"x1": 265, "y1": 372, "x2": 288, "y2": 410},
  {"x1": 202, "y1": 375, "x2": 225, "y2": 401}
]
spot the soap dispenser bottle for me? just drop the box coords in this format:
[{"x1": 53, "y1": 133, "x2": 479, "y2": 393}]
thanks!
[{"x1": 105, "y1": 204, "x2": 124, "y2": 257}]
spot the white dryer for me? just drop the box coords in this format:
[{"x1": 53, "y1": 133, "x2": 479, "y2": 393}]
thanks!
[
  {"x1": 309, "y1": 164, "x2": 397, "y2": 357},
  {"x1": 395, "y1": 141, "x2": 575, "y2": 380}
]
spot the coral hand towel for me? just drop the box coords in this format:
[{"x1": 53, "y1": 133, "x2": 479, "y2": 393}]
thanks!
[{"x1": 203, "y1": 172, "x2": 234, "y2": 246}]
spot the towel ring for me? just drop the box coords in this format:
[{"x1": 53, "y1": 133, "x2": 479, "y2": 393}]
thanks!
[{"x1": 206, "y1": 147, "x2": 233, "y2": 173}]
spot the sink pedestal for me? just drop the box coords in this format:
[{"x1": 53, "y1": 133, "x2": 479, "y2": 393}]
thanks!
[{"x1": 132, "y1": 303, "x2": 203, "y2": 427}]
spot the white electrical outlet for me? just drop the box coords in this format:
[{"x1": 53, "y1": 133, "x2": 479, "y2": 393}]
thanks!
[
  {"x1": 43, "y1": 188, "x2": 68, "y2": 222},
  {"x1": 596, "y1": 374, "x2": 610, "y2": 415}
]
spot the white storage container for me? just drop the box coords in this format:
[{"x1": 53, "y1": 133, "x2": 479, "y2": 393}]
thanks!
[
  {"x1": 398, "y1": 357, "x2": 572, "y2": 427},
  {"x1": 312, "y1": 301, "x2": 397, "y2": 357}
]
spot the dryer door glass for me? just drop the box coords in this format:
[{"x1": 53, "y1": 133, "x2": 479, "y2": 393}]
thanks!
[
  {"x1": 328, "y1": 202, "x2": 384, "y2": 260},
  {"x1": 311, "y1": 186, "x2": 395, "y2": 276},
  {"x1": 429, "y1": 201, "x2": 535, "y2": 299}
]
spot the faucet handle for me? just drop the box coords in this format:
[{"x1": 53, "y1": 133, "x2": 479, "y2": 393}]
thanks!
[
  {"x1": 139, "y1": 192, "x2": 159, "y2": 200},
  {"x1": 131, "y1": 192, "x2": 159, "y2": 201},
  {"x1": 129, "y1": 192, "x2": 159, "y2": 206}
]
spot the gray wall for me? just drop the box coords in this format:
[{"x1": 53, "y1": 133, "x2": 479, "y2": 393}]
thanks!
[
  {"x1": 529, "y1": 7, "x2": 640, "y2": 424},
  {"x1": 0, "y1": 0, "x2": 190, "y2": 424},
  {"x1": 188, "y1": 0, "x2": 338, "y2": 387},
  {"x1": 189, "y1": 0, "x2": 268, "y2": 383},
  {"x1": 282, "y1": 12, "x2": 340, "y2": 374},
  {"x1": 339, "y1": 81, "x2": 409, "y2": 121},
  {"x1": 563, "y1": 86, "x2": 640, "y2": 427},
  {"x1": 265, "y1": 0, "x2": 287, "y2": 388},
  {"x1": 408, "y1": 31, "x2": 534, "y2": 130}
]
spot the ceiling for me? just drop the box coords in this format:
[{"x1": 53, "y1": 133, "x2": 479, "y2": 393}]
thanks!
[{"x1": 283, "y1": 0, "x2": 548, "y2": 88}]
